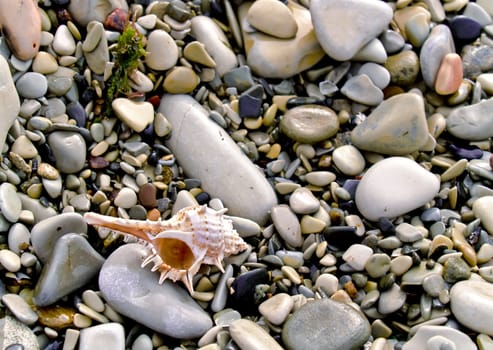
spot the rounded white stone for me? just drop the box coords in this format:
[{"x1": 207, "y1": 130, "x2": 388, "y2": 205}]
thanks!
[
  {"x1": 258, "y1": 293, "x2": 294, "y2": 325},
  {"x1": 112, "y1": 98, "x2": 154, "y2": 133},
  {"x1": 0, "y1": 249, "x2": 21, "y2": 272},
  {"x1": 114, "y1": 188, "x2": 137, "y2": 209},
  {"x1": 450, "y1": 280, "x2": 493, "y2": 336},
  {"x1": 355, "y1": 157, "x2": 440, "y2": 221},
  {"x1": 52, "y1": 24, "x2": 76, "y2": 56},
  {"x1": 332, "y1": 145, "x2": 365, "y2": 176},
  {"x1": 473, "y1": 196, "x2": 493, "y2": 235},
  {"x1": 246, "y1": 0, "x2": 298, "y2": 39},
  {"x1": 145, "y1": 30, "x2": 179, "y2": 71},
  {"x1": 342, "y1": 244, "x2": 373, "y2": 270}
]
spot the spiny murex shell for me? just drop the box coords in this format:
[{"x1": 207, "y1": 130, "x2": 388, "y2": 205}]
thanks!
[{"x1": 84, "y1": 205, "x2": 248, "y2": 293}]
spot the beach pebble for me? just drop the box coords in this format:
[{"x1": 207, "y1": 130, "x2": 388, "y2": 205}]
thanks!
[
  {"x1": 280, "y1": 105, "x2": 339, "y2": 144},
  {"x1": 160, "y1": 94, "x2": 277, "y2": 224},
  {"x1": 282, "y1": 298, "x2": 371, "y2": 350},
  {"x1": 258, "y1": 293, "x2": 293, "y2": 326},
  {"x1": 2, "y1": 294, "x2": 38, "y2": 325},
  {"x1": 473, "y1": 196, "x2": 493, "y2": 235},
  {"x1": 33, "y1": 233, "x2": 105, "y2": 307},
  {"x1": 0, "y1": 56, "x2": 20, "y2": 151},
  {"x1": 230, "y1": 319, "x2": 283, "y2": 350},
  {"x1": 385, "y1": 50, "x2": 420, "y2": 85},
  {"x1": 83, "y1": 21, "x2": 109, "y2": 75},
  {"x1": 420, "y1": 24, "x2": 455, "y2": 88},
  {"x1": 402, "y1": 325, "x2": 477, "y2": 350},
  {"x1": 0, "y1": 316, "x2": 39, "y2": 350},
  {"x1": 15, "y1": 72, "x2": 48, "y2": 99},
  {"x1": 365, "y1": 253, "x2": 391, "y2": 279},
  {"x1": 52, "y1": 25, "x2": 76, "y2": 56},
  {"x1": 31, "y1": 212, "x2": 87, "y2": 263},
  {"x1": 0, "y1": 0, "x2": 41, "y2": 60},
  {"x1": 357, "y1": 63, "x2": 391, "y2": 89},
  {"x1": 450, "y1": 280, "x2": 493, "y2": 336},
  {"x1": 310, "y1": 0, "x2": 392, "y2": 61},
  {"x1": 238, "y1": 1, "x2": 324, "y2": 78},
  {"x1": 289, "y1": 187, "x2": 320, "y2": 214},
  {"x1": 47, "y1": 131, "x2": 87, "y2": 174},
  {"x1": 355, "y1": 157, "x2": 440, "y2": 221},
  {"x1": 78, "y1": 323, "x2": 125, "y2": 350},
  {"x1": 341, "y1": 74, "x2": 383, "y2": 106},
  {"x1": 246, "y1": 0, "x2": 297, "y2": 39},
  {"x1": 163, "y1": 66, "x2": 200, "y2": 93},
  {"x1": 434, "y1": 53, "x2": 463, "y2": 95},
  {"x1": 191, "y1": 16, "x2": 238, "y2": 77},
  {"x1": 271, "y1": 204, "x2": 302, "y2": 248},
  {"x1": 0, "y1": 182, "x2": 22, "y2": 223},
  {"x1": 351, "y1": 93, "x2": 428, "y2": 155},
  {"x1": 114, "y1": 187, "x2": 137, "y2": 209},
  {"x1": 99, "y1": 244, "x2": 212, "y2": 339},
  {"x1": 68, "y1": 0, "x2": 128, "y2": 26},
  {"x1": 145, "y1": 29, "x2": 179, "y2": 71},
  {"x1": 343, "y1": 244, "x2": 373, "y2": 271},
  {"x1": 32, "y1": 52, "x2": 58, "y2": 74},
  {"x1": 332, "y1": 145, "x2": 365, "y2": 176},
  {"x1": 447, "y1": 99, "x2": 493, "y2": 141},
  {"x1": 112, "y1": 98, "x2": 155, "y2": 133},
  {"x1": 314, "y1": 273, "x2": 339, "y2": 296}
]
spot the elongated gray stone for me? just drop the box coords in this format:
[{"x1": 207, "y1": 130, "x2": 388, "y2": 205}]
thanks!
[
  {"x1": 446, "y1": 98, "x2": 493, "y2": 140},
  {"x1": 99, "y1": 244, "x2": 212, "y2": 339},
  {"x1": 420, "y1": 24, "x2": 455, "y2": 88},
  {"x1": 159, "y1": 94, "x2": 277, "y2": 225},
  {"x1": 0, "y1": 55, "x2": 20, "y2": 151}
]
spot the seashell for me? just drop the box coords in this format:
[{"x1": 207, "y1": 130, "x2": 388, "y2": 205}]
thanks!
[{"x1": 84, "y1": 205, "x2": 248, "y2": 293}]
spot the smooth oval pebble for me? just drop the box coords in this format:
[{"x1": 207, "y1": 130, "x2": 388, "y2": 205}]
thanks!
[
  {"x1": 280, "y1": 105, "x2": 339, "y2": 144},
  {"x1": 332, "y1": 145, "x2": 365, "y2": 176},
  {"x1": 450, "y1": 280, "x2": 493, "y2": 336},
  {"x1": 355, "y1": 157, "x2": 440, "y2": 221},
  {"x1": 0, "y1": 182, "x2": 22, "y2": 222},
  {"x1": 282, "y1": 298, "x2": 371, "y2": 350},
  {"x1": 246, "y1": 0, "x2": 297, "y2": 39},
  {"x1": 230, "y1": 319, "x2": 283, "y2": 350},
  {"x1": 271, "y1": 204, "x2": 302, "y2": 247},
  {"x1": 0, "y1": 249, "x2": 21, "y2": 272},
  {"x1": 78, "y1": 323, "x2": 125, "y2": 350},
  {"x1": 434, "y1": 53, "x2": 463, "y2": 95},
  {"x1": 258, "y1": 293, "x2": 293, "y2": 325},
  {"x1": 447, "y1": 99, "x2": 493, "y2": 141},
  {"x1": 145, "y1": 29, "x2": 179, "y2": 71},
  {"x1": 289, "y1": 187, "x2": 320, "y2": 214},
  {"x1": 2, "y1": 293, "x2": 38, "y2": 325},
  {"x1": 15, "y1": 72, "x2": 48, "y2": 99},
  {"x1": 160, "y1": 94, "x2": 277, "y2": 224}
]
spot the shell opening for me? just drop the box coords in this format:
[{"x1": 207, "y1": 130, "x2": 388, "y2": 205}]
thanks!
[{"x1": 153, "y1": 238, "x2": 195, "y2": 270}]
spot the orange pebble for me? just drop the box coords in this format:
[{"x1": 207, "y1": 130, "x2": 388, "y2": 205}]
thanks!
[{"x1": 434, "y1": 53, "x2": 463, "y2": 95}]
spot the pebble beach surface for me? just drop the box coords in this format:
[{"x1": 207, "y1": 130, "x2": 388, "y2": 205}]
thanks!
[{"x1": 1, "y1": 0, "x2": 493, "y2": 349}]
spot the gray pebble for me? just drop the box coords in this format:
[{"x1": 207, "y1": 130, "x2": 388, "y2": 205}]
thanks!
[
  {"x1": 289, "y1": 187, "x2": 320, "y2": 214},
  {"x1": 0, "y1": 183, "x2": 22, "y2": 222},
  {"x1": 2, "y1": 293, "x2": 38, "y2": 325},
  {"x1": 378, "y1": 283, "x2": 407, "y2": 314},
  {"x1": 47, "y1": 131, "x2": 86, "y2": 174},
  {"x1": 15, "y1": 72, "x2": 48, "y2": 98},
  {"x1": 271, "y1": 205, "x2": 302, "y2": 247}
]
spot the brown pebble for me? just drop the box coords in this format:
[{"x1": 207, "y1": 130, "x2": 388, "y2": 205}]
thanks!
[
  {"x1": 37, "y1": 162, "x2": 60, "y2": 180},
  {"x1": 139, "y1": 183, "x2": 158, "y2": 208},
  {"x1": 37, "y1": 305, "x2": 76, "y2": 329},
  {"x1": 89, "y1": 156, "x2": 109, "y2": 169}
]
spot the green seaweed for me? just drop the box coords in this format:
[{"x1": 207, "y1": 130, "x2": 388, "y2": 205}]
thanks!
[{"x1": 104, "y1": 23, "x2": 146, "y2": 117}]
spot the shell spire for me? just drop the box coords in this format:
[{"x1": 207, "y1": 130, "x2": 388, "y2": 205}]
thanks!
[{"x1": 84, "y1": 205, "x2": 248, "y2": 293}]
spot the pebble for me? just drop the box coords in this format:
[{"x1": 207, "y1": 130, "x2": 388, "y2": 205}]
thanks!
[
  {"x1": 0, "y1": 182, "x2": 22, "y2": 223},
  {"x1": 310, "y1": 0, "x2": 392, "y2": 61},
  {"x1": 246, "y1": 0, "x2": 297, "y2": 39},
  {"x1": 332, "y1": 145, "x2": 365, "y2": 176},
  {"x1": 341, "y1": 74, "x2": 383, "y2": 106},
  {"x1": 385, "y1": 50, "x2": 420, "y2": 85},
  {"x1": 112, "y1": 98, "x2": 155, "y2": 133},
  {"x1": 258, "y1": 293, "x2": 293, "y2": 326},
  {"x1": 0, "y1": 56, "x2": 20, "y2": 151},
  {"x1": 238, "y1": 1, "x2": 324, "y2": 78},
  {"x1": 351, "y1": 93, "x2": 429, "y2": 155},
  {"x1": 15, "y1": 72, "x2": 48, "y2": 99},
  {"x1": 33, "y1": 233, "x2": 105, "y2": 307},
  {"x1": 132, "y1": 334, "x2": 153, "y2": 350},
  {"x1": 32, "y1": 52, "x2": 58, "y2": 74},
  {"x1": 47, "y1": 131, "x2": 86, "y2": 174},
  {"x1": 0, "y1": 0, "x2": 41, "y2": 60},
  {"x1": 402, "y1": 325, "x2": 477, "y2": 350},
  {"x1": 450, "y1": 280, "x2": 493, "y2": 336},
  {"x1": 280, "y1": 105, "x2": 339, "y2": 144},
  {"x1": 114, "y1": 187, "x2": 137, "y2": 209},
  {"x1": 2, "y1": 294, "x2": 38, "y2": 325},
  {"x1": 78, "y1": 323, "x2": 125, "y2": 350},
  {"x1": 435, "y1": 53, "x2": 463, "y2": 95},
  {"x1": 271, "y1": 205, "x2": 302, "y2": 248},
  {"x1": 420, "y1": 24, "x2": 455, "y2": 88},
  {"x1": 342, "y1": 244, "x2": 373, "y2": 271},
  {"x1": 68, "y1": 0, "x2": 128, "y2": 26},
  {"x1": 145, "y1": 29, "x2": 179, "y2": 71},
  {"x1": 190, "y1": 16, "x2": 238, "y2": 77},
  {"x1": 0, "y1": 249, "x2": 21, "y2": 272},
  {"x1": 52, "y1": 25, "x2": 76, "y2": 56},
  {"x1": 83, "y1": 21, "x2": 109, "y2": 75},
  {"x1": 365, "y1": 253, "x2": 391, "y2": 279},
  {"x1": 447, "y1": 98, "x2": 493, "y2": 141},
  {"x1": 289, "y1": 187, "x2": 320, "y2": 214},
  {"x1": 99, "y1": 244, "x2": 212, "y2": 338},
  {"x1": 355, "y1": 157, "x2": 440, "y2": 221},
  {"x1": 163, "y1": 66, "x2": 200, "y2": 93},
  {"x1": 229, "y1": 319, "x2": 283, "y2": 350},
  {"x1": 282, "y1": 298, "x2": 371, "y2": 350},
  {"x1": 160, "y1": 94, "x2": 277, "y2": 224}
]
